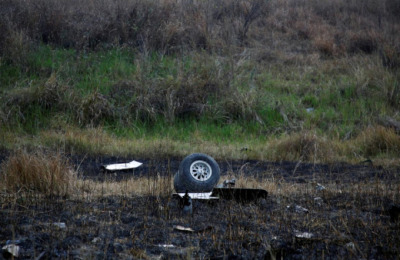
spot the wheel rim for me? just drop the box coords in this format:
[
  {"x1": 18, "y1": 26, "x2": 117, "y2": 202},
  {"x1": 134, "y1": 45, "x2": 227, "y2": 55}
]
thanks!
[{"x1": 190, "y1": 160, "x2": 212, "y2": 181}]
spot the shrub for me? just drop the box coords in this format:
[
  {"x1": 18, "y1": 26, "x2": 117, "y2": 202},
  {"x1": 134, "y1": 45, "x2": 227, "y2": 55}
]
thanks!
[
  {"x1": 271, "y1": 131, "x2": 335, "y2": 162},
  {"x1": 0, "y1": 73, "x2": 68, "y2": 125},
  {"x1": 1, "y1": 29, "x2": 32, "y2": 67},
  {"x1": 0, "y1": 150, "x2": 77, "y2": 197},
  {"x1": 347, "y1": 31, "x2": 379, "y2": 54},
  {"x1": 77, "y1": 91, "x2": 114, "y2": 126}
]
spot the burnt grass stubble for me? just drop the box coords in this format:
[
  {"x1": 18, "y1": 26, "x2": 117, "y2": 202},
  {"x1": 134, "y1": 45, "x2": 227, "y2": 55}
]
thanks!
[{"x1": 0, "y1": 152, "x2": 400, "y2": 259}]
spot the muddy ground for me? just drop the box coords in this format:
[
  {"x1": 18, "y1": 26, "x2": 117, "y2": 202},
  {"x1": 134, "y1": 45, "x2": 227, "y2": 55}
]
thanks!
[{"x1": 1, "y1": 152, "x2": 400, "y2": 259}]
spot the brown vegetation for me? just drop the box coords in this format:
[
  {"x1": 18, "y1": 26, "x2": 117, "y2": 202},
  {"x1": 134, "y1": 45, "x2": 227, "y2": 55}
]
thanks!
[
  {"x1": 0, "y1": 0, "x2": 399, "y2": 60},
  {"x1": 0, "y1": 150, "x2": 76, "y2": 197}
]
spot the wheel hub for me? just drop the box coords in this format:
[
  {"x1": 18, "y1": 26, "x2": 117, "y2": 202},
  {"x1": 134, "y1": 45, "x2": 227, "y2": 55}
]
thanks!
[{"x1": 190, "y1": 160, "x2": 212, "y2": 181}]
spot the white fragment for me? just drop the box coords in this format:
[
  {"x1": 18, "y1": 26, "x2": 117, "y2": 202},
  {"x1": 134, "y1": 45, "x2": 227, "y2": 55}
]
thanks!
[
  {"x1": 92, "y1": 237, "x2": 102, "y2": 244},
  {"x1": 53, "y1": 222, "x2": 67, "y2": 229},
  {"x1": 315, "y1": 183, "x2": 326, "y2": 191},
  {"x1": 294, "y1": 230, "x2": 314, "y2": 239},
  {"x1": 345, "y1": 242, "x2": 355, "y2": 250},
  {"x1": 306, "y1": 108, "x2": 314, "y2": 113},
  {"x1": 295, "y1": 205, "x2": 309, "y2": 214},
  {"x1": 2, "y1": 244, "x2": 20, "y2": 257},
  {"x1": 314, "y1": 197, "x2": 323, "y2": 206},
  {"x1": 158, "y1": 244, "x2": 175, "y2": 248},
  {"x1": 173, "y1": 225, "x2": 194, "y2": 233},
  {"x1": 175, "y1": 192, "x2": 217, "y2": 200},
  {"x1": 216, "y1": 179, "x2": 236, "y2": 188},
  {"x1": 104, "y1": 160, "x2": 142, "y2": 171}
]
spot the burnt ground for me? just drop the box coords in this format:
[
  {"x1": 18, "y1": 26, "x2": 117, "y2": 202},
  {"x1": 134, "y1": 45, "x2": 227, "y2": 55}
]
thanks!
[{"x1": 1, "y1": 152, "x2": 400, "y2": 259}]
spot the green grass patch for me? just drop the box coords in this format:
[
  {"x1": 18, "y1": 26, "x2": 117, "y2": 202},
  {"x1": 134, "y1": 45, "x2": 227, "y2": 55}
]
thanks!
[{"x1": 1, "y1": 45, "x2": 399, "y2": 164}]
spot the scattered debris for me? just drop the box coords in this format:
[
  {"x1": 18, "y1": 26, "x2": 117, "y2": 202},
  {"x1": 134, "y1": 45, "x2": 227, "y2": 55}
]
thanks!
[
  {"x1": 314, "y1": 197, "x2": 323, "y2": 206},
  {"x1": 345, "y1": 242, "x2": 356, "y2": 250},
  {"x1": 173, "y1": 225, "x2": 213, "y2": 234},
  {"x1": 2, "y1": 244, "x2": 20, "y2": 258},
  {"x1": 53, "y1": 222, "x2": 67, "y2": 229},
  {"x1": 216, "y1": 179, "x2": 236, "y2": 188},
  {"x1": 91, "y1": 237, "x2": 102, "y2": 244},
  {"x1": 172, "y1": 192, "x2": 218, "y2": 201},
  {"x1": 287, "y1": 205, "x2": 309, "y2": 214},
  {"x1": 306, "y1": 108, "x2": 314, "y2": 113},
  {"x1": 100, "y1": 160, "x2": 142, "y2": 172},
  {"x1": 294, "y1": 230, "x2": 314, "y2": 239},
  {"x1": 315, "y1": 183, "x2": 326, "y2": 191},
  {"x1": 173, "y1": 225, "x2": 195, "y2": 233},
  {"x1": 158, "y1": 244, "x2": 175, "y2": 248}
]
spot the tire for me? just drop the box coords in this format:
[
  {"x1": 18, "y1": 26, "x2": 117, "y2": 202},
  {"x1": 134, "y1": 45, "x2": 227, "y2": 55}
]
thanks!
[
  {"x1": 174, "y1": 153, "x2": 220, "y2": 192},
  {"x1": 173, "y1": 172, "x2": 186, "y2": 193}
]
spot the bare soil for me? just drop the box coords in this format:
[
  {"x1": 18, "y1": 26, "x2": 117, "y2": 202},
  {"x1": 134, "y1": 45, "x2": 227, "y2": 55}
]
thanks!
[{"x1": 1, "y1": 153, "x2": 400, "y2": 259}]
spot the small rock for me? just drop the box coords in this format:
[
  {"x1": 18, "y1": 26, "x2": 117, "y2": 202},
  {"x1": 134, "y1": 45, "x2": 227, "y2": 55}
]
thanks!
[
  {"x1": 306, "y1": 108, "x2": 314, "y2": 113},
  {"x1": 2, "y1": 244, "x2": 20, "y2": 258}
]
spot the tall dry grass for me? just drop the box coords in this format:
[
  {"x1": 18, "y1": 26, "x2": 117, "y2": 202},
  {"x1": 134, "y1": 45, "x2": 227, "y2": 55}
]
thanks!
[
  {"x1": 355, "y1": 126, "x2": 400, "y2": 157},
  {"x1": 0, "y1": 150, "x2": 77, "y2": 197},
  {"x1": 269, "y1": 131, "x2": 337, "y2": 163},
  {"x1": 0, "y1": 0, "x2": 398, "y2": 61}
]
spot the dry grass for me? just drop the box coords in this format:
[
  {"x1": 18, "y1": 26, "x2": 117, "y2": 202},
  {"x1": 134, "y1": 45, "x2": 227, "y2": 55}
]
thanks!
[
  {"x1": 268, "y1": 131, "x2": 338, "y2": 163},
  {"x1": 3, "y1": 124, "x2": 400, "y2": 166},
  {"x1": 77, "y1": 175, "x2": 174, "y2": 198},
  {"x1": 0, "y1": 150, "x2": 77, "y2": 197},
  {"x1": 355, "y1": 126, "x2": 400, "y2": 157},
  {"x1": 1, "y1": 0, "x2": 399, "y2": 58}
]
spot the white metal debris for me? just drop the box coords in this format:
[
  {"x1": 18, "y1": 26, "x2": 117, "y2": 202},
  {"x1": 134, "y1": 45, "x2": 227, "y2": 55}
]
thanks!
[
  {"x1": 174, "y1": 192, "x2": 218, "y2": 200},
  {"x1": 158, "y1": 244, "x2": 175, "y2": 248},
  {"x1": 2, "y1": 244, "x2": 20, "y2": 258},
  {"x1": 294, "y1": 230, "x2": 314, "y2": 239},
  {"x1": 53, "y1": 222, "x2": 67, "y2": 229},
  {"x1": 287, "y1": 205, "x2": 309, "y2": 214},
  {"x1": 216, "y1": 179, "x2": 236, "y2": 188},
  {"x1": 173, "y1": 225, "x2": 195, "y2": 233},
  {"x1": 314, "y1": 197, "x2": 324, "y2": 206},
  {"x1": 103, "y1": 160, "x2": 142, "y2": 171},
  {"x1": 315, "y1": 183, "x2": 326, "y2": 191}
]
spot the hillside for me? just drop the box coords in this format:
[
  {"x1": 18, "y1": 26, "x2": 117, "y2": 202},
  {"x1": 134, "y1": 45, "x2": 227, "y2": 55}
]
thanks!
[{"x1": 0, "y1": 0, "x2": 399, "y2": 163}]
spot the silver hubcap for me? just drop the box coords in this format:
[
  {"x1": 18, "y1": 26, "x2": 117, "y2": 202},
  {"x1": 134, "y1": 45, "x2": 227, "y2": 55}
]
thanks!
[{"x1": 190, "y1": 160, "x2": 212, "y2": 181}]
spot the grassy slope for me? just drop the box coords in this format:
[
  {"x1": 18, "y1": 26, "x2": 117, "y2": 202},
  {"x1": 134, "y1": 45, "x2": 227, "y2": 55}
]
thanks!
[{"x1": 0, "y1": 0, "x2": 400, "y2": 165}]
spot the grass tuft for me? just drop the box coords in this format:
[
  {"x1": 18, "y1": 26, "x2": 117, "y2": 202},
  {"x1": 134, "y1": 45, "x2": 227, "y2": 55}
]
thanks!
[
  {"x1": 270, "y1": 131, "x2": 336, "y2": 163},
  {"x1": 0, "y1": 150, "x2": 77, "y2": 197},
  {"x1": 356, "y1": 126, "x2": 400, "y2": 157}
]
